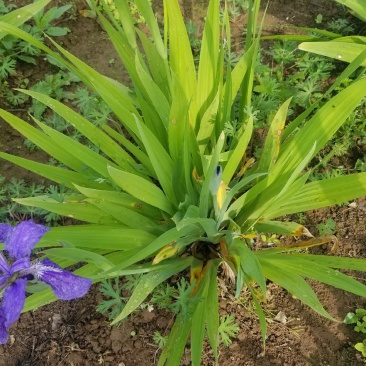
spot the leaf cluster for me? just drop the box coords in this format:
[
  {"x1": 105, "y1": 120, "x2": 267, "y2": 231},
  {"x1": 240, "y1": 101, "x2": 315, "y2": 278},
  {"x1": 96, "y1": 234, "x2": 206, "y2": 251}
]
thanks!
[
  {"x1": 1, "y1": 1, "x2": 366, "y2": 366},
  {"x1": 0, "y1": 175, "x2": 65, "y2": 224},
  {"x1": 0, "y1": 1, "x2": 72, "y2": 80}
]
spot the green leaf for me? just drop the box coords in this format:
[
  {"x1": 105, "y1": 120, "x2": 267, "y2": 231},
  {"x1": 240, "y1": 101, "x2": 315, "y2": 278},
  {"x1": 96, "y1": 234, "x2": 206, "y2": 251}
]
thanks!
[
  {"x1": 218, "y1": 314, "x2": 240, "y2": 347},
  {"x1": 134, "y1": 52, "x2": 170, "y2": 130},
  {"x1": 228, "y1": 41, "x2": 256, "y2": 107},
  {"x1": 205, "y1": 259, "x2": 221, "y2": 362},
  {"x1": 0, "y1": 152, "x2": 110, "y2": 190},
  {"x1": 19, "y1": 90, "x2": 136, "y2": 168},
  {"x1": 134, "y1": 0, "x2": 165, "y2": 56},
  {"x1": 136, "y1": 118, "x2": 177, "y2": 205},
  {"x1": 257, "y1": 252, "x2": 366, "y2": 273},
  {"x1": 256, "y1": 98, "x2": 291, "y2": 173},
  {"x1": 47, "y1": 38, "x2": 142, "y2": 138},
  {"x1": 278, "y1": 70, "x2": 366, "y2": 181},
  {"x1": 102, "y1": 226, "x2": 194, "y2": 277},
  {"x1": 87, "y1": 199, "x2": 161, "y2": 233},
  {"x1": 248, "y1": 283, "x2": 267, "y2": 350},
  {"x1": 14, "y1": 195, "x2": 118, "y2": 224},
  {"x1": 164, "y1": 0, "x2": 197, "y2": 128},
  {"x1": 354, "y1": 342, "x2": 366, "y2": 357},
  {"x1": 197, "y1": 89, "x2": 220, "y2": 150},
  {"x1": 334, "y1": 0, "x2": 366, "y2": 21},
  {"x1": 299, "y1": 40, "x2": 366, "y2": 65},
  {"x1": 262, "y1": 254, "x2": 366, "y2": 299},
  {"x1": 191, "y1": 267, "x2": 211, "y2": 366},
  {"x1": 0, "y1": 0, "x2": 51, "y2": 39},
  {"x1": 34, "y1": 119, "x2": 116, "y2": 178},
  {"x1": 229, "y1": 238, "x2": 266, "y2": 295},
  {"x1": 52, "y1": 4, "x2": 73, "y2": 19},
  {"x1": 137, "y1": 28, "x2": 171, "y2": 99},
  {"x1": 158, "y1": 306, "x2": 194, "y2": 366},
  {"x1": 219, "y1": 173, "x2": 267, "y2": 225},
  {"x1": 199, "y1": 132, "x2": 225, "y2": 217},
  {"x1": 73, "y1": 184, "x2": 162, "y2": 219},
  {"x1": 0, "y1": 109, "x2": 83, "y2": 172},
  {"x1": 168, "y1": 73, "x2": 189, "y2": 164},
  {"x1": 101, "y1": 124, "x2": 154, "y2": 174},
  {"x1": 39, "y1": 225, "x2": 157, "y2": 250},
  {"x1": 108, "y1": 166, "x2": 174, "y2": 215},
  {"x1": 43, "y1": 248, "x2": 114, "y2": 270},
  {"x1": 111, "y1": 256, "x2": 193, "y2": 324},
  {"x1": 254, "y1": 220, "x2": 310, "y2": 236},
  {"x1": 46, "y1": 26, "x2": 68, "y2": 36},
  {"x1": 222, "y1": 116, "x2": 253, "y2": 184},
  {"x1": 196, "y1": 0, "x2": 220, "y2": 122},
  {"x1": 344, "y1": 312, "x2": 358, "y2": 324},
  {"x1": 267, "y1": 173, "x2": 366, "y2": 218},
  {"x1": 259, "y1": 259, "x2": 333, "y2": 320}
]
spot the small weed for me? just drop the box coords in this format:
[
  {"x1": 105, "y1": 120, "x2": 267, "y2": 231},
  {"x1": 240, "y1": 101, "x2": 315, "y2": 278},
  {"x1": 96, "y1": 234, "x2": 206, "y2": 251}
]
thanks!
[
  {"x1": 97, "y1": 277, "x2": 200, "y2": 324},
  {"x1": 315, "y1": 14, "x2": 323, "y2": 24},
  {"x1": 152, "y1": 331, "x2": 168, "y2": 349},
  {"x1": 327, "y1": 18, "x2": 355, "y2": 34},
  {"x1": 0, "y1": 175, "x2": 65, "y2": 225},
  {"x1": 259, "y1": 233, "x2": 281, "y2": 246},
  {"x1": 344, "y1": 309, "x2": 366, "y2": 358},
  {"x1": 221, "y1": 0, "x2": 249, "y2": 19},
  {"x1": 219, "y1": 315, "x2": 240, "y2": 346},
  {"x1": 0, "y1": 1, "x2": 72, "y2": 81},
  {"x1": 296, "y1": 213, "x2": 307, "y2": 225},
  {"x1": 96, "y1": 278, "x2": 127, "y2": 322},
  {"x1": 186, "y1": 20, "x2": 201, "y2": 57},
  {"x1": 317, "y1": 218, "x2": 336, "y2": 236}
]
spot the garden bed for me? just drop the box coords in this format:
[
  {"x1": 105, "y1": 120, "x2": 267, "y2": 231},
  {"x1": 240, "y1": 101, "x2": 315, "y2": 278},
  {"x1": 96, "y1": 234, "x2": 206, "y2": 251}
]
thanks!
[{"x1": 0, "y1": 0, "x2": 365, "y2": 365}]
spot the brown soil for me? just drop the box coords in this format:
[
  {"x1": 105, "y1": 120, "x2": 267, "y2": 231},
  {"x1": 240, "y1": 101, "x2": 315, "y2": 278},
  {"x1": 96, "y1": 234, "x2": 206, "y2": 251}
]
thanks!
[{"x1": 1, "y1": 0, "x2": 366, "y2": 365}]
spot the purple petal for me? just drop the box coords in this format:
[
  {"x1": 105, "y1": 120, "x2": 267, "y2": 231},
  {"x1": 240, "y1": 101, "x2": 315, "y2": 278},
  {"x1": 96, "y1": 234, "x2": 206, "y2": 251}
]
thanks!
[
  {"x1": 0, "y1": 252, "x2": 10, "y2": 274},
  {"x1": 5, "y1": 221, "x2": 50, "y2": 259},
  {"x1": 38, "y1": 258, "x2": 92, "y2": 300},
  {"x1": 10, "y1": 257, "x2": 31, "y2": 275},
  {"x1": 0, "y1": 224, "x2": 11, "y2": 243},
  {"x1": 0, "y1": 274, "x2": 11, "y2": 292},
  {"x1": 1, "y1": 278, "x2": 27, "y2": 327},
  {"x1": 0, "y1": 309, "x2": 9, "y2": 345}
]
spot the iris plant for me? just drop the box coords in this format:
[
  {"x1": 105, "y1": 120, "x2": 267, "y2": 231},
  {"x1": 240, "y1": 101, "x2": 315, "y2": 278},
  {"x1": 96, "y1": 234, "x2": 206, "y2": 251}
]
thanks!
[{"x1": 0, "y1": 220, "x2": 92, "y2": 344}]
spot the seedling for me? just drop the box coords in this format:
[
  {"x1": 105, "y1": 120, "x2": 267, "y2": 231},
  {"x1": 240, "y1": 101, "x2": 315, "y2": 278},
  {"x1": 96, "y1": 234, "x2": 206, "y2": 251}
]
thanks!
[
  {"x1": 317, "y1": 218, "x2": 336, "y2": 236},
  {"x1": 344, "y1": 309, "x2": 366, "y2": 358},
  {"x1": 219, "y1": 315, "x2": 240, "y2": 346}
]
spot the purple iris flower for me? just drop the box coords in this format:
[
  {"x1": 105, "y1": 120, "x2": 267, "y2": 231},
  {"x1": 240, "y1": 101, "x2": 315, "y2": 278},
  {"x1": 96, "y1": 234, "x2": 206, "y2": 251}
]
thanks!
[{"x1": 0, "y1": 221, "x2": 92, "y2": 344}]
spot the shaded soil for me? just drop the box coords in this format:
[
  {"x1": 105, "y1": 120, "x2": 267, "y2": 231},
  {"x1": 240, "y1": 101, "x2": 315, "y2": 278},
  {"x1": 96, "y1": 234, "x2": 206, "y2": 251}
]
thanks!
[{"x1": 1, "y1": 0, "x2": 366, "y2": 365}]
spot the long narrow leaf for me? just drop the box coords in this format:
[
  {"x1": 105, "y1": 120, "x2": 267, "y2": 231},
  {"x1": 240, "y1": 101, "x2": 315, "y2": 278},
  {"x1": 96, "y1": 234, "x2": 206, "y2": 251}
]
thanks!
[
  {"x1": 267, "y1": 173, "x2": 366, "y2": 218},
  {"x1": 260, "y1": 260, "x2": 334, "y2": 319},
  {"x1": 14, "y1": 196, "x2": 118, "y2": 224},
  {"x1": 111, "y1": 256, "x2": 193, "y2": 323},
  {"x1": 108, "y1": 166, "x2": 174, "y2": 214},
  {"x1": 0, "y1": 152, "x2": 110, "y2": 190},
  {"x1": 39, "y1": 225, "x2": 157, "y2": 250},
  {"x1": 0, "y1": 109, "x2": 83, "y2": 172},
  {"x1": 0, "y1": 0, "x2": 50, "y2": 39}
]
